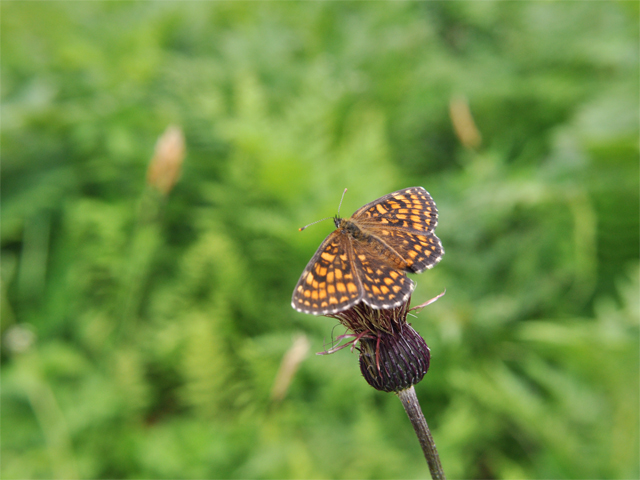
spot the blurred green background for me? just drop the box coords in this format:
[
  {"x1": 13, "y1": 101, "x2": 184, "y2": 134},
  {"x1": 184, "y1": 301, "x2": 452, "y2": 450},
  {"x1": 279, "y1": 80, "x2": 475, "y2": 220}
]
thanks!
[{"x1": 2, "y1": 2, "x2": 638, "y2": 479}]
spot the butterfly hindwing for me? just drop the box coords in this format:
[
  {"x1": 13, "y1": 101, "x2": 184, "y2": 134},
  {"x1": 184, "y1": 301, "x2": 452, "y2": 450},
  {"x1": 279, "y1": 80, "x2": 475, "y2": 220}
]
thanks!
[
  {"x1": 368, "y1": 229, "x2": 444, "y2": 273},
  {"x1": 350, "y1": 239, "x2": 416, "y2": 309}
]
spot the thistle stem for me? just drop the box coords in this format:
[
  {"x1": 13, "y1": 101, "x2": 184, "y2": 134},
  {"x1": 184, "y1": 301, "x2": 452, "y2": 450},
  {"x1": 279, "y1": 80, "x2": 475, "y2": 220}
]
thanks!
[{"x1": 396, "y1": 386, "x2": 446, "y2": 480}]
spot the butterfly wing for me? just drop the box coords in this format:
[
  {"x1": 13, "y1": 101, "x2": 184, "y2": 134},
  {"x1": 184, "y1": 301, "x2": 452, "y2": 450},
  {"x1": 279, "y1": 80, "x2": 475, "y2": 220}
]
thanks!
[
  {"x1": 351, "y1": 186, "x2": 439, "y2": 234},
  {"x1": 292, "y1": 231, "x2": 363, "y2": 315},
  {"x1": 350, "y1": 239, "x2": 416, "y2": 309},
  {"x1": 351, "y1": 186, "x2": 444, "y2": 273},
  {"x1": 380, "y1": 231, "x2": 443, "y2": 273}
]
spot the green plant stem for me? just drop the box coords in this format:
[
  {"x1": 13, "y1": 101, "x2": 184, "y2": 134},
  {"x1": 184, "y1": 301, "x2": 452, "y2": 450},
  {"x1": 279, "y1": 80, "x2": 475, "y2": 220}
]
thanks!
[
  {"x1": 20, "y1": 351, "x2": 79, "y2": 479},
  {"x1": 116, "y1": 189, "x2": 163, "y2": 338},
  {"x1": 396, "y1": 386, "x2": 446, "y2": 480}
]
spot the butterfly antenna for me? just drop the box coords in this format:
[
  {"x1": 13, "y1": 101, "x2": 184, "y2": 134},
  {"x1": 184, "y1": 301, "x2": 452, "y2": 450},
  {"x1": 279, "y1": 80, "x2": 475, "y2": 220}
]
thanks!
[
  {"x1": 299, "y1": 217, "x2": 331, "y2": 232},
  {"x1": 337, "y1": 188, "x2": 348, "y2": 216},
  {"x1": 298, "y1": 188, "x2": 348, "y2": 232}
]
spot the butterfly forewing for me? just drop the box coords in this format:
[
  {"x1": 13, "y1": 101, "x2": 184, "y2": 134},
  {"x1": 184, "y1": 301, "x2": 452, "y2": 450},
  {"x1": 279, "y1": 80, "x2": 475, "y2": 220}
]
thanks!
[
  {"x1": 351, "y1": 186, "x2": 443, "y2": 273},
  {"x1": 352, "y1": 187, "x2": 439, "y2": 234},
  {"x1": 292, "y1": 232, "x2": 362, "y2": 315}
]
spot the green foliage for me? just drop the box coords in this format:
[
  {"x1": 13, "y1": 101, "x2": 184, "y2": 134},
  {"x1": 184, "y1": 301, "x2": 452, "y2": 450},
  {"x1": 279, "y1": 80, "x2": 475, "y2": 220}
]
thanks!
[{"x1": 2, "y1": 2, "x2": 638, "y2": 479}]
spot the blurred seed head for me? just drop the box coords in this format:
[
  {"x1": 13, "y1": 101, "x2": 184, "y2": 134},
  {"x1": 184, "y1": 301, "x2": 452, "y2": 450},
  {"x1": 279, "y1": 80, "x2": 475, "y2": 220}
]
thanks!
[
  {"x1": 270, "y1": 334, "x2": 310, "y2": 402},
  {"x1": 146, "y1": 125, "x2": 186, "y2": 195},
  {"x1": 4, "y1": 324, "x2": 37, "y2": 354},
  {"x1": 450, "y1": 95, "x2": 482, "y2": 150}
]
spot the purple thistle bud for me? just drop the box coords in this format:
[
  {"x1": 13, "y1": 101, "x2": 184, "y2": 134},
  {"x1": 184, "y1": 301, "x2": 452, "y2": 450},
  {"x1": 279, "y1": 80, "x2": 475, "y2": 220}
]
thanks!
[
  {"x1": 324, "y1": 292, "x2": 444, "y2": 393},
  {"x1": 358, "y1": 322, "x2": 430, "y2": 392}
]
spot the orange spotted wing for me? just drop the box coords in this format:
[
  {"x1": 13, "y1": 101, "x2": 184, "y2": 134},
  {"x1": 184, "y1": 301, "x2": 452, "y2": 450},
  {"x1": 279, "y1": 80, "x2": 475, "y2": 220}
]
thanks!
[{"x1": 292, "y1": 187, "x2": 444, "y2": 315}]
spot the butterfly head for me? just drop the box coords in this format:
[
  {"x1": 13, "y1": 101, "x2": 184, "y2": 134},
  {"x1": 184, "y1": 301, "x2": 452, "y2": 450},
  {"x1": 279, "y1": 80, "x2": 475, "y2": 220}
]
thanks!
[{"x1": 332, "y1": 188, "x2": 348, "y2": 229}]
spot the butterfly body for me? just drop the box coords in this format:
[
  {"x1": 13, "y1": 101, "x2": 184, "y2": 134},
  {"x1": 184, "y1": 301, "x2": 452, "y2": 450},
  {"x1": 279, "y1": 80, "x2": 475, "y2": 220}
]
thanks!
[{"x1": 292, "y1": 187, "x2": 444, "y2": 315}]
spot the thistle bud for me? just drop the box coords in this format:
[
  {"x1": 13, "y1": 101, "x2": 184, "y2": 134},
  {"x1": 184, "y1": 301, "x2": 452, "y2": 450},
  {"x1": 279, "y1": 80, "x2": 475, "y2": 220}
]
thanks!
[
  {"x1": 324, "y1": 292, "x2": 444, "y2": 393},
  {"x1": 358, "y1": 323, "x2": 430, "y2": 393}
]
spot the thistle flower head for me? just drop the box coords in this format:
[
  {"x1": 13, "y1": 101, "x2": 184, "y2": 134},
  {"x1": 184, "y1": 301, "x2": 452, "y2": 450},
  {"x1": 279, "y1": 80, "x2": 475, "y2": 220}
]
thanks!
[{"x1": 323, "y1": 292, "x2": 444, "y2": 393}]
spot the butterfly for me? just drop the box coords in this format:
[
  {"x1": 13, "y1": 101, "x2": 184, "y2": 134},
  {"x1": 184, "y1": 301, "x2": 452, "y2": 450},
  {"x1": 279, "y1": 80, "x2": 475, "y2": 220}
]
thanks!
[{"x1": 292, "y1": 187, "x2": 444, "y2": 315}]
